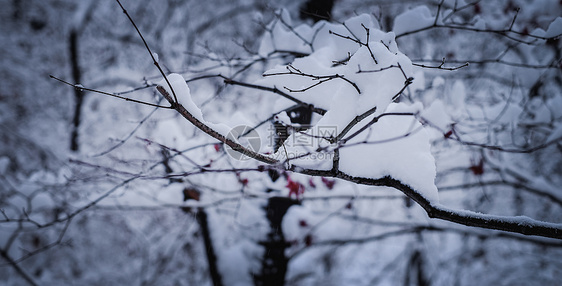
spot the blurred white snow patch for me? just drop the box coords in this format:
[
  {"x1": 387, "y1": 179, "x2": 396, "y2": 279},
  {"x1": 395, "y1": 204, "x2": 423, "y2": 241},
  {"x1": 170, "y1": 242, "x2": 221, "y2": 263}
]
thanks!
[
  {"x1": 410, "y1": 70, "x2": 425, "y2": 93},
  {"x1": 258, "y1": 9, "x2": 310, "y2": 57},
  {"x1": 219, "y1": 240, "x2": 263, "y2": 286},
  {"x1": 71, "y1": 0, "x2": 97, "y2": 30},
  {"x1": 31, "y1": 192, "x2": 55, "y2": 210},
  {"x1": 485, "y1": 102, "x2": 523, "y2": 124},
  {"x1": 0, "y1": 223, "x2": 20, "y2": 257},
  {"x1": 0, "y1": 156, "x2": 9, "y2": 174},
  {"x1": 441, "y1": 0, "x2": 468, "y2": 6},
  {"x1": 207, "y1": 202, "x2": 268, "y2": 285},
  {"x1": 156, "y1": 183, "x2": 183, "y2": 204},
  {"x1": 339, "y1": 102, "x2": 439, "y2": 203},
  {"x1": 29, "y1": 193, "x2": 55, "y2": 225},
  {"x1": 282, "y1": 205, "x2": 316, "y2": 244},
  {"x1": 449, "y1": 80, "x2": 466, "y2": 111},
  {"x1": 432, "y1": 76, "x2": 445, "y2": 87},
  {"x1": 531, "y1": 177, "x2": 561, "y2": 202},
  {"x1": 547, "y1": 123, "x2": 562, "y2": 142},
  {"x1": 6, "y1": 195, "x2": 27, "y2": 217},
  {"x1": 530, "y1": 27, "x2": 546, "y2": 38},
  {"x1": 472, "y1": 15, "x2": 486, "y2": 29},
  {"x1": 393, "y1": 6, "x2": 435, "y2": 35},
  {"x1": 544, "y1": 17, "x2": 562, "y2": 38},
  {"x1": 420, "y1": 99, "x2": 453, "y2": 131}
]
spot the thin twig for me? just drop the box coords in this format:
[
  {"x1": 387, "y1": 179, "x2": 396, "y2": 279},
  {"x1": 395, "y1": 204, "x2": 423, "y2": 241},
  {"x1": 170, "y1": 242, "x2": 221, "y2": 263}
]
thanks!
[
  {"x1": 115, "y1": 0, "x2": 179, "y2": 103},
  {"x1": 50, "y1": 75, "x2": 172, "y2": 109}
]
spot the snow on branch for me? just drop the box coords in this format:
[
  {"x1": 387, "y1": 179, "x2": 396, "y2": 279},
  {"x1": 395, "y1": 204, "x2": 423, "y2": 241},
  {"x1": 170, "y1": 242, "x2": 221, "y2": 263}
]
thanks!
[
  {"x1": 155, "y1": 77, "x2": 278, "y2": 165},
  {"x1": 154, "y1": 10, "x2": 561, "y2": 239},
  {"x1": 394, "y1": 2, "x2": 562, "y2": 45},
  {"x1": 50, "y1": 4, "x2": 561, "y2": 241}
]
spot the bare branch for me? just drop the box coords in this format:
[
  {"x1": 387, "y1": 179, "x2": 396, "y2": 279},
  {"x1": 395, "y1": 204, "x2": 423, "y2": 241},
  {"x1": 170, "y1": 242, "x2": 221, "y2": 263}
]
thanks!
[
  {"x1": 0, "y1": 248, "x2": 38, "y2": 286},
  {"x1": 50, "y1": 75, "x2": 172, "y2": 109},
  {"x1": 305, "y1": 171, "x2": 562, "y2": 239},
  {"x1": 413, "y1": 59, "x2": 469, "y2": 71},
  {"x1": 263, "y1": 65, "x2": 361, "y2": 94},
  {"x1": 114, "y1": 0, "x2": 179, "y2": 103},
  {"x1": 156, "y1": 85, "x2": 278, "y2": 164}
]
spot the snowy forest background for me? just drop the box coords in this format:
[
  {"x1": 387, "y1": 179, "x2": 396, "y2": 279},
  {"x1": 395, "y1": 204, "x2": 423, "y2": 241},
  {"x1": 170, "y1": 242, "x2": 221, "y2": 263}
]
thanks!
[{"x1": 1, "y1": 0, "x2": 562, "y2": 285}]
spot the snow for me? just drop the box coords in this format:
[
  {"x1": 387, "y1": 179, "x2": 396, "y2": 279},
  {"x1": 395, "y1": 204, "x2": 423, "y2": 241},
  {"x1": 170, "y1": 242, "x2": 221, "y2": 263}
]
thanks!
[
  {"x1": 530, "y1": 28, "x2": 547, "y2": 38},
  {"x1": 448, "y1": 80, "x2": 465, "y2": 111},
  {"x1": 393, "y1": 5, "x2": 435, "y2": 36},
  {"x1": 71, "y1": 0, "x2": 96, "y2": 30},
  {"x1": 434, "y1": 203, "x2": 562, "y2": 229},
  {"x1": 206, "y1": 203, "x2": 268, "y2": 286},
  {"x1": 256, "y1": 12, "x2": 439, "y2": 202},
  {"x1": 420, "y1": 99, "x2": 453, "y2": 131},
  {"x1": 547, "y1": 124, "x2": 562, "y2": 142},
  {"x1": 410, "y1": 69, "x2": 425, "y2": 92},
  {"x1": 0, "y1": 156, "x2": 9, "y2": 174},
  {"x1": 158, "y1": 73, "x2": 231, "y2": 136},
  {"x1": 30, "y1": 192, "x2": 55, "y2": 210},
  {"x1": 259, "y1": 14, "x2": 412, "y2": 124},
  {"x1": 472, "y1": 15, "x2": 486, "y2": 30},
  {"x1": 432, "y1": 76, "x2": 445, "y2": 87},
  {"x1": 544, "y1": 17, "x2": 562, "y2": 38},
  {"x1": 274, "y1": 111, "x2": 292, "y2": 126},
  {"x1": 338, "y1": 103, "x2": 439, "y2": 203}
]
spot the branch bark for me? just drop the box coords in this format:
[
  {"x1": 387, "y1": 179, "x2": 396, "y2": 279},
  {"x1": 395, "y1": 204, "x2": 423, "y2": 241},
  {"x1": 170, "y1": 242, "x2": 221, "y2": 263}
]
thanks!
[
  {"x1": 156, "y1": 86, "x2": 278, "y2": 164},
  {"x1": 333, "y1": 172, "x2": 562, "y2": 239}
]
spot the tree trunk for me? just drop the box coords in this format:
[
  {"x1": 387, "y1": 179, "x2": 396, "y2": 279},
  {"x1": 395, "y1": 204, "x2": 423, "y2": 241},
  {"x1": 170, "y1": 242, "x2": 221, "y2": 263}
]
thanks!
[
  {"x1": 196, "y1": 209, "x2": 223, "y2": 286},
  {"x1": 254, "y1": 197, "x2": 300, "y2": 286},
  {"x1": 69, "y1": 30, "x2": 83, "y2": 151}
]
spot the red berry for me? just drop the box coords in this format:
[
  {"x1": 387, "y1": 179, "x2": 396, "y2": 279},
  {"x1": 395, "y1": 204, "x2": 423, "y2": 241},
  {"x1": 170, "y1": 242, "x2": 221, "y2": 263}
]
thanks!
[
  {"x1": 474, "y1": 3, "x2": 481, "y2": 14},
  {"x1": 308, "y1": 178, "x2": 316, "y2": 188},
  {"x1": 321, "y1": 177, "x2": 335, "y2": 190},
  {"x1": 240, "y1": 178, "x2": 249, "y2": 186},
  {"x1": 286, "y1": 177, "x2": 305, "y2": 199},
  {"x1": 469, "y1": 158, "x2": 484, "y2": 176}
]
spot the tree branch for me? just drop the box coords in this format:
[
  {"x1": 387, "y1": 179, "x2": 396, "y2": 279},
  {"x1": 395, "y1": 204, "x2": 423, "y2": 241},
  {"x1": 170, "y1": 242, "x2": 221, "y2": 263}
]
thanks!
[
  {"x1": 156, "y1": 86, "x2": 278, "y2": 164},
  {"x1": 290, "y1": 168, "x2": 562, "y2": 239}
]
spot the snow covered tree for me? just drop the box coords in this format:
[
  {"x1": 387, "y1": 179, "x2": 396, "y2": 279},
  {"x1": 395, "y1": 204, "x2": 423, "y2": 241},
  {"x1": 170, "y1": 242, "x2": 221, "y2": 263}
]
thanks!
[{"x1": 1, "y1": 0, "x2": 561, "y2": 285}]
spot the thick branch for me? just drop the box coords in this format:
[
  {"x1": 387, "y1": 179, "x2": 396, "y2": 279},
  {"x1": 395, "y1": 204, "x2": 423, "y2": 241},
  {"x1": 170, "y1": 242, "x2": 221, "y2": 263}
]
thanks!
[
  {"x1": 335, "y1": 173, "x2": 562, "y2": 239},
  {"x1": 292, "y1": 166, "x2": 562, "y2": 239}
]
